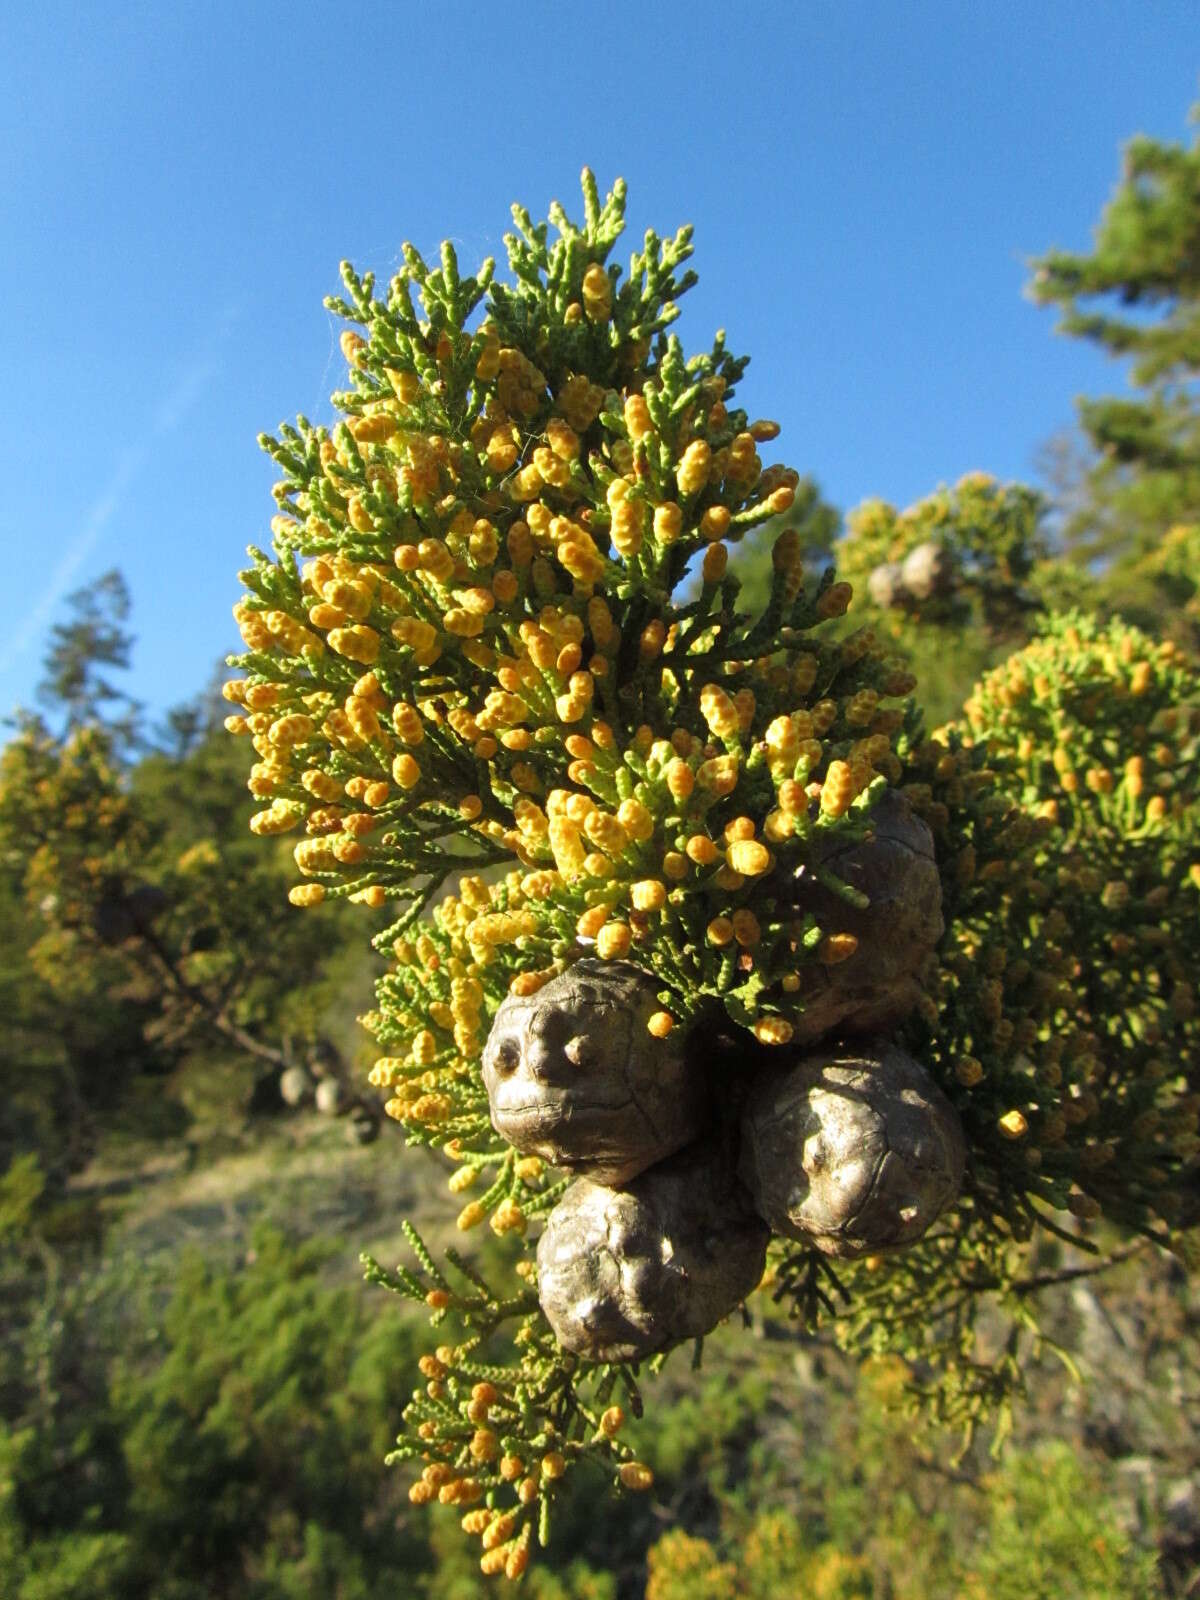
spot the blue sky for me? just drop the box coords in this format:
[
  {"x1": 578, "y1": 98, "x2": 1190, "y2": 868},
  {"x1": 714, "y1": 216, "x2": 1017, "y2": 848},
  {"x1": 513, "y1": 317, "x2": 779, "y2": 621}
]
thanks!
[{"x1": 1, "y1": 1, "x2": 1196, "y2": 727}]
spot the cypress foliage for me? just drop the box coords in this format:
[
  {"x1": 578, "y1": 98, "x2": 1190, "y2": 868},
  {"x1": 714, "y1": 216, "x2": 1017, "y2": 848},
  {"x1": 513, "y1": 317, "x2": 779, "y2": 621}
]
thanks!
[{"x1": 229, "y1": 176, "x2": 1200, "y2": 1577}]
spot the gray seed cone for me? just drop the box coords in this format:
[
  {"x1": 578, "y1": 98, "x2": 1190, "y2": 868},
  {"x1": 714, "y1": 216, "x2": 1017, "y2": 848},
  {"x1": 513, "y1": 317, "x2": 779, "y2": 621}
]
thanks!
[
  {"x1": 314, "y1": 1077, "x2": 345, "y2": 1116},
  {"x1": 739, "y1": 1039, "x2": 966, "y2": 1258},
  {"x1": 867, "y1": 562, "x2": 910, "y2": 610},
  {"x1": 537, "y1": 1140, "x2": 769, "y2": 1362},
  {"x1": 783, "y1": 790, "x2": 943, "y2": 1045},
  {"x1": 901, "y1": 540, "x2": 955, "y2": 601},
  {"x1": 279, "y1": 1065, "x2": 314, "y2": 1107},
  {"x1": 482, "y1": 959, "x2": 708, "y2": 1185}
]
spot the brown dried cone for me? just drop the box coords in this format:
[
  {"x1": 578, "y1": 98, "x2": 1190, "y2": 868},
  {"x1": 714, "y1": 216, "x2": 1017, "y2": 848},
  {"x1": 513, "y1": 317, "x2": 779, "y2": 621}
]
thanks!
[
  {"x1": 536, "y1": 1140, "x2": 770, "y2": 1362},
  {"x1": 782, "y1": 790, "x2": 944, "y2": 1045},
  {"x1": 738, "y1": 1039, "x2": 966, "y2": 1258},
  {"x1": 482, "y1": 960, "x2": 709, "y2": 1185}
]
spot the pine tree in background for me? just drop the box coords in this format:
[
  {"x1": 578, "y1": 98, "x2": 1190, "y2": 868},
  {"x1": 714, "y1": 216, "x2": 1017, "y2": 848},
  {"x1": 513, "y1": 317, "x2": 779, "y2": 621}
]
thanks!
[
  {"x1": 0, "y1": 594, "x2": 374, "y2": 1166},
  {"x1": 36, "y1": 570, "x2": 143, "y2": 755},
  {"x1": 1028, "y1": 102, "x2": 1200, "y2": 604}
]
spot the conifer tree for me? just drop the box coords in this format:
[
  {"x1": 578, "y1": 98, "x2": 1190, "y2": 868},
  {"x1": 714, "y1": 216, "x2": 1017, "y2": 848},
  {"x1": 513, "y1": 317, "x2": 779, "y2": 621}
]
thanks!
[
  {"x1": 37, "y1": 570, "x2": 143, "y2": 753},
  {"x1": 228, "y1": 174, "x2": 1199, "y2": 1579},
  {"x1": 1029, "y1": 103, "x2": 1200, "y2": 570},
  {"x1": 0, "y1": 598, "x2": 368, "y2": 1132}
]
